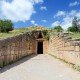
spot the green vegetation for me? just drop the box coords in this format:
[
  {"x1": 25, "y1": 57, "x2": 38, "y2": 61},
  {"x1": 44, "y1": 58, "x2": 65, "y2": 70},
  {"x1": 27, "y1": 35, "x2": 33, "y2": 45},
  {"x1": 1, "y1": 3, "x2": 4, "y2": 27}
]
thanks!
[
  {"x1": 43, "y1": 30, "x2": 50, "y2": 40},
  {"x1": 53, "y1": 26, "x2": 63, "y2": 32},
  {"x1": 26, "y1": 26, "x2": 50, "y2": 31},
  {"x1": 67, "y1": 17, "x2": 80, "y2": 32},
  {"x1": 0, "y1": 28, "x2": 28, "y2": 39},
  {"x1": 0, "y1": 26, "x2": 50, "y2": 39},
  {"x1": 67, "y1": 17, "x2": 80, "y2": 40},
  {"x1": 67, "y1": 26, "x2": 78, "y2": 32},
  {"x1": 0, "y1": 24, "x2": 80, "y2": 40},
  {"x1": 68, "y1": 32, "x2": 80, "y2": 40},
  {"x1": 0, "y1": 20, "x2": 13, "y2": 33}
]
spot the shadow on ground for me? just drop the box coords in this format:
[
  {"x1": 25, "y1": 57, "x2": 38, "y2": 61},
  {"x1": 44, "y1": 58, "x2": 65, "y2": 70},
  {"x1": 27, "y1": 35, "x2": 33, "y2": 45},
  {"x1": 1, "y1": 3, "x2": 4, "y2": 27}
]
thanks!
[{"x1": 0, "y1": 54, "x2": 38, "y2": 73}]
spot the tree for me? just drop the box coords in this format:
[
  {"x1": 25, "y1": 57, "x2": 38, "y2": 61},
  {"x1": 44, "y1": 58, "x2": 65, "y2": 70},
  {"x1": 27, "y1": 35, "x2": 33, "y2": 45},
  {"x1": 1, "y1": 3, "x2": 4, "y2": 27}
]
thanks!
[
  {"x1": 54, "y1": 26, "x2": 63, "y2": 32},
  {"x1": 0, "y1": 19, "x2": 13, "y2": 33},
  {"x1": 67, "y1": 17, "x2": 79, "y2": 32},
  {"x1": 77, "y1": 19, "x2": 80, "y2": 31},
  {"x1": 72, "y1": 17, "x2": 78, "y2": 27},
  {"x1": 67, "y1": 26, "x2": 78, "y2": 32},
  {"x1": 72, "y1": 17, "x2": 78, "y2": 31}
]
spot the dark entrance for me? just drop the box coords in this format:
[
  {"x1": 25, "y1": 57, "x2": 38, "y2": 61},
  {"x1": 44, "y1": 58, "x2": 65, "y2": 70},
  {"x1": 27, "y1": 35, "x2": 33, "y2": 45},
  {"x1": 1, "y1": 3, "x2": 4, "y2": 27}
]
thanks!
[{"x1": 37, "y1": 42, "x2": 43, "y2": 54}]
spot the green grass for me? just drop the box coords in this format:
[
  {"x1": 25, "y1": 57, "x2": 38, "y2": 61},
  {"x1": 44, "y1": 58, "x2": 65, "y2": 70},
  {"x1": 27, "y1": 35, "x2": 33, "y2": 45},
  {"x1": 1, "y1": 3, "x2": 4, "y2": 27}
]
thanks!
[
  {"x1": 69, "y1": 32, "x2": 80, "y2": 40},
  {"x1": 0, "y1": 28, "x2": 28, "y2": 39},
  {"x1": 0, "y1": 26, "x2": 50, "y2": 39},
  {"x1": 1, "y1": 26, "x2": 80, "y2": 40}
]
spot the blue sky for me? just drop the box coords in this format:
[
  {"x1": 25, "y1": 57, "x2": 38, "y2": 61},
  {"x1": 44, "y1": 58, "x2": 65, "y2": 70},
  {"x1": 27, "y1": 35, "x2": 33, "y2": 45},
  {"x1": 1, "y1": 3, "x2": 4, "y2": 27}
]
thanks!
[{"x1": 0, "y1": 0, "x2": 80, "y2": 29}]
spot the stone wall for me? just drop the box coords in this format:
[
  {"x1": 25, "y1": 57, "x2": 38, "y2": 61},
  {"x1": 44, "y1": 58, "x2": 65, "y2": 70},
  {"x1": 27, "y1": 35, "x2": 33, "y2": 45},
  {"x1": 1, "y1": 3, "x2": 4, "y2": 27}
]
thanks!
[
  {"x1": 48, "y1": 33, "x2": 80, "y2": 66},
  {"x1": 0, "y1": 33, "x2": 35, "y2": 68},
  {"x1": 43, "y1": 40, "x2": 49, "y2": 54},
  {"x1": 1, "y1": 30, "x2": 80, "y2": 68}
]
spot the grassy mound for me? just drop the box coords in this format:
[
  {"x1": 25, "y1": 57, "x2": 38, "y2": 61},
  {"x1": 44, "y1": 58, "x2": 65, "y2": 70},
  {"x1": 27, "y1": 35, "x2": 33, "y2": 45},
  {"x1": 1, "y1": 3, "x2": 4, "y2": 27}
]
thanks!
[
  {"x1": 0, "y1": 26, "x2": 50, "y2": 39},
  {"x1": 69, "y1": 32, "x2": 80, "y2": 40}
]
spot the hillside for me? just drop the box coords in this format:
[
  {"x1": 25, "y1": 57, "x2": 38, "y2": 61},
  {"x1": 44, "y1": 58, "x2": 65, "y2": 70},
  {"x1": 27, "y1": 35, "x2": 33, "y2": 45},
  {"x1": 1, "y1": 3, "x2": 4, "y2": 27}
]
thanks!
[
  {"x1": 0, "y1": 26, "x2": 50, "y2": 39},
  {"x1": 69, "y1": 32, "x2": 80, "y2": 40}
]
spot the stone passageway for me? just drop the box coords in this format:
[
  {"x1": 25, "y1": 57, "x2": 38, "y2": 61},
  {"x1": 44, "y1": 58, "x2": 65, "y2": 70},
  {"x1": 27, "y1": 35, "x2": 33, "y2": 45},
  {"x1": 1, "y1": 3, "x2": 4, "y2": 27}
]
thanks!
[{"x1": 0, "y1": 54, "x2": 80, "y2": 80}]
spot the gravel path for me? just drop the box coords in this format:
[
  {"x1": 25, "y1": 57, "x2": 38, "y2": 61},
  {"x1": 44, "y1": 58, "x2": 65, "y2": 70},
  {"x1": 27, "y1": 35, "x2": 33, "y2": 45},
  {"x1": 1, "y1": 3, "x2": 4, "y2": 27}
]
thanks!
[{"x1": 0, "y1": 54, "x2": 80, "y2": 80}]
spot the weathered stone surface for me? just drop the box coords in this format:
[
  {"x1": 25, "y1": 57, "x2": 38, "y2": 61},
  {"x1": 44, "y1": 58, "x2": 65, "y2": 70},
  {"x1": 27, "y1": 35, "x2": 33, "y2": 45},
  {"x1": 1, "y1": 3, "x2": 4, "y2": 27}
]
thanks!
[
  {"x1": 49, "y1": 32, "x2": 80, "y2": 66},
  {"x1": 0, "y1": 31, "x2": 80, "y2": 67},
  {"x1": 0, "y1": 31, "x2": 48, "y2": 68}
]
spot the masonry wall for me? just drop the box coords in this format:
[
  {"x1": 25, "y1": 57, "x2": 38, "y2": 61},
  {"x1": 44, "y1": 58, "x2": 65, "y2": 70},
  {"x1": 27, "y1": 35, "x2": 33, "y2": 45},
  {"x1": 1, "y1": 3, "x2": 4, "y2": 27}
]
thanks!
[
  {"x1": 43, "y1": 40, "x2": 49, "y2": 54},
  {"x1": 1, "y1": 31, "x2": 80, "y2": 68},
  {"x1": 48, "y1": 34, "x2": 80, "y2": 66},
  {"x1": 0, "y1": 33, "x2": 36, "y2": 68}
]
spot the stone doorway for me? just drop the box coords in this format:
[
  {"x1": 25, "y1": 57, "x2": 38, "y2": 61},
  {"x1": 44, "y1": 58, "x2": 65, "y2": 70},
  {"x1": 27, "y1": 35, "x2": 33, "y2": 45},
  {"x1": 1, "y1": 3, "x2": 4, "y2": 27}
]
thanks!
[{"x1": 37, "y1": 42, "x2": 43, "y2": 54}]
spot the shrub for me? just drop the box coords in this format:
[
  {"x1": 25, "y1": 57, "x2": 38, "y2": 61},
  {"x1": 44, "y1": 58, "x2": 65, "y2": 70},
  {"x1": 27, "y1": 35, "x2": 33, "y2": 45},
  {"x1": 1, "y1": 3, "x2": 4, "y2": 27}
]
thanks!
[
  {"x1": 0, "y1": 19, "x2": 13, "y2": 33},
  {"x1": 54, "y1": 26, "x2": 63, "y2": 32},
  {"x1": 43, "y1": 30, "x2": 50, "y2": 40},
  {"x1": 67, "y1": 26, "x2": 78, "y2": 32},
  {"x1": 68, "y1": 17, "x2": 79, "y2": 32}
]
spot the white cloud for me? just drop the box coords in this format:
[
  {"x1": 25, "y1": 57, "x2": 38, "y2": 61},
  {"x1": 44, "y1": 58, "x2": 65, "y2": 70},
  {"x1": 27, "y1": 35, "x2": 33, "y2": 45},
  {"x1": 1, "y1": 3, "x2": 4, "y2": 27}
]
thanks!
[
  {"x1": 61, "y1": 17, "x2": 72, "y2": 29},
  {"x1": 40, "y1": 6, "x2": 47, "y2": 11},
  {"x1": 54, "y1": 11, "x2": 66, "y2": 17},
  {"x1": 42, "y1": 19, "x2": 47, "y2": 22},
  {"x1": 31, "y1": 0, "x2": 43, "y2": 4},
  {"x1": 31, "y1": 20, "x2": 35, "y2": 24},
  {"x1": 52, "y1": 21, "x2": 60, "y2": 27},
  {"x1": 30, "y1": 20, "x2": 38, "y2": 26},
  {"x1": 69, "y1": 1, "x2": 79, "y2": 7},
  {"x1": 52, "y1": 10, "x2": 80, "y2": 29},
  {"x1": 0, "y1": 0, "x2": 43, "y2": 22},
  {"x1": 34, "y1": 23, "x2": 38, "y2": 26}
]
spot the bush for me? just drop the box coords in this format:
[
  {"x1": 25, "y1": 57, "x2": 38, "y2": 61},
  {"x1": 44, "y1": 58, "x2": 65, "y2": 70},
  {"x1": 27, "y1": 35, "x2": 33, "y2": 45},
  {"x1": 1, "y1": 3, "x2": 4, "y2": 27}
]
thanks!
[
  {"x1": 43, "y1": 30, "x2": 50, "y2": 40},
  {"x1": 68, "y1": 17, "x2": 79, "y2": 32},
  {"x1": 0, "y1": 19, "x2": 13, "y2": 33},
  {"x1": 54, "y1": 26, "x2": 63, "y2": 32},
  {"x1": 67, "y1": 26, "x2": 78, "y2": 32}
]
